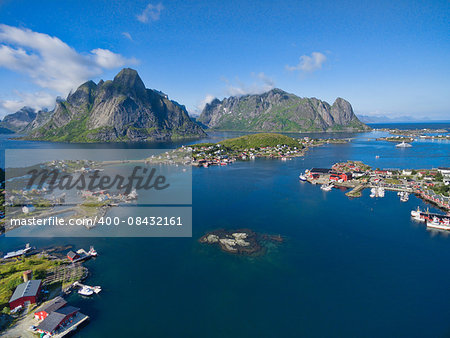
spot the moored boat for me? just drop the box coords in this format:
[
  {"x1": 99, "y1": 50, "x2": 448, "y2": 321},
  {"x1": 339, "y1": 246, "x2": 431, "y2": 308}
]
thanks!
[
  {"x1": 78, "y1": 286, "x2": 94, "y2": 296},
  {"x1": 320, "y1": 183, "x2": 333, "y2": 191},
  {"x1": 427, "y1": 217, "x2": 450, "y2": 231},
  {"x1": 396, "y1": 141, "x2": 412, "y2": 148}
]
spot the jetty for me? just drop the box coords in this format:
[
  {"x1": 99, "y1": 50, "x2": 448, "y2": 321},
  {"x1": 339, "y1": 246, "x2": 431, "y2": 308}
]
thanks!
[
  {"x1": 345, "y1": 184, "x2": 365, "y2": 197},
  {"x1": 2, "y1": 243, "x2": 32, "y2": 259}
]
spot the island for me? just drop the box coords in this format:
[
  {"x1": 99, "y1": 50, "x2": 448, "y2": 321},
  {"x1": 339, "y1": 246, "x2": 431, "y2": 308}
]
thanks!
[
  {"x1": 146, "y1": 133, "x2": 349, "y2": 167},
  {"x1": 199, "y1": 229, "x2": 283, "y2": 255}
]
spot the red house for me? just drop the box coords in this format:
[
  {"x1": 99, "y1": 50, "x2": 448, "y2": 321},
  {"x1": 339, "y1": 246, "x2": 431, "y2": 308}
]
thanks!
[
  {"x1": 36, "y1": 305, "x2": 81, "y2": 336},
  {"x1": 339, "y1": 172, "x2": 352, "y2": 181},
  {"x1": 34, "y1": 296, "x2": 67, "y2": 320},
  {"x1": 67, "y1": 251, "x2": 80, "y2": 262},
  {"x1": 9, "y1": 279, "x2": 42, "y2": 310},
  {"x1": 330, "y1": 174, "x2": 340, "y2": 181}
]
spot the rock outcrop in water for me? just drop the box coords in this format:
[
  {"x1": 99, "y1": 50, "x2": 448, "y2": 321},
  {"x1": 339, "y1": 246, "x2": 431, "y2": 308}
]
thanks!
[
  {"x1": 199, "y1": 229, "x2": 283, "y2": 255},
  {"x1": 198, "y1": 88, "x2": 370, "y2": 132},
  {"x1": 25, "y1": 68, "x2": 206, "y2": 142}
]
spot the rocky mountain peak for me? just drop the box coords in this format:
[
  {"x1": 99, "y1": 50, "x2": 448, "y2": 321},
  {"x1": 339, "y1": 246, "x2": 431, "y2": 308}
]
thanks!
[
  {"x1": 112, "y1": 68, "x2": 146, "y2": 97},
  {"x1": 198, "y1": 89, "x2": 370, "y2": 132}
]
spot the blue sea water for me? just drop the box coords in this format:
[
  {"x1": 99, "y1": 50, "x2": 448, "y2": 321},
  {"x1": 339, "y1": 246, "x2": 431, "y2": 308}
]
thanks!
[{"x1": 1, "y1": 123, "x2": 450, "y2": 337}]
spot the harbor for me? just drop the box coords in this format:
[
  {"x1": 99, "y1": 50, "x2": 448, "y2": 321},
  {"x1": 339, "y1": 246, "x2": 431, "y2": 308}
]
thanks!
[{"x1": 300, "y1": 161, "x2": 450, "y2": 213}]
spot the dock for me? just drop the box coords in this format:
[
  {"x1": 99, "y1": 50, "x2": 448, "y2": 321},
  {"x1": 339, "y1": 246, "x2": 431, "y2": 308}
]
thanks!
[{"x1": 345, "y1": 184, "x2": 365, "y2": 197}]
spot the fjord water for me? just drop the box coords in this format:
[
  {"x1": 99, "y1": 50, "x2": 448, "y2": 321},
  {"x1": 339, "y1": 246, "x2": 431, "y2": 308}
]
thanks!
[{"x1": 1, "y1": 124, "x2": 450, "y2": 337}]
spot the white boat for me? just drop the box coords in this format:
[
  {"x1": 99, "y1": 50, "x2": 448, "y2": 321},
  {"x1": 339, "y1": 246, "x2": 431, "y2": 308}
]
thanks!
[
  {"x1": 396, "y1": 141, "x2": 412, "y2": 148},
  {"x1": 299, "y1": 174, "x2": 307, "y2": 181},
  {"x1": 370, "y1": 187, "x2": 376, "y2": 198},
  {"x1": 399, "y1": 191, "x2": 409, "y2": 202},
  {"x1": 88, "y1": 246, "x2": 97, "y2": 257},
  {"x1": 78, "y1": 286, "x2": 94, "y2": 296},
  {"x1": 411, "y1": 206, "x2": 421, "y2": 218},
  {"x1": 377, "y1": 187, "x2": 385, "y2": 197},
  {"x1": 320, "y1": 183, "x2": 333, "y2": 191},
  {"x1": 127, "y1": 189, "x2": 138, "y2": 200},
  {"x1": 427, "y1": 217, "x2": 450, "y2": 231}
]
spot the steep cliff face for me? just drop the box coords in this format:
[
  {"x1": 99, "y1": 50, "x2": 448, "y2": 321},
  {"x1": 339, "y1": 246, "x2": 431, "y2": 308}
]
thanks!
[
  {"x1": 0, "y1": 107, "x2": 37, "y2": 133},
  {"x1": 198, "y1": 89, "x2": 370, "y2": 132},
  {"x1": 27, "y1": 68, "x2": 205, "y2": 142}
]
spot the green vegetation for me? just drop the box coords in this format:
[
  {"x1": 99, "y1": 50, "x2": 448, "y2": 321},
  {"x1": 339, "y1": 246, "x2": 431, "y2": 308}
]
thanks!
[
  {"x1": 431, "y1": 184, "x2": 450, "y2": 197},
  {"x1": 0, "y1": 257, "x2": 63, "y2": 310},
  {"x1": 218, "y1": 133, "x2": 303, "y2": 150}
]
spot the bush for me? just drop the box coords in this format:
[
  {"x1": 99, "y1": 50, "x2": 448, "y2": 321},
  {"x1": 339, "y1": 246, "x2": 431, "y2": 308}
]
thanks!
[{"x1": 6, "y1": 277, "x2": 22, "y2": 291}]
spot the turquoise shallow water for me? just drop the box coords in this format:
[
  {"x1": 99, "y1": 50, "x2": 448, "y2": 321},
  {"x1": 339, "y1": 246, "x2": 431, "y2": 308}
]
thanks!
[{"x1": 1, "y1": 124, "x2": 450, "y2": 337}]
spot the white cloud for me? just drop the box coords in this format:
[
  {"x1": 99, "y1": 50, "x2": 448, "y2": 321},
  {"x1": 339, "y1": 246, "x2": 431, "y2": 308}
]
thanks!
[
  {"x1": 0, "y1": 24, "x2": 137, "y2": 114},
  {"x1": 286, "y1": 52, "x2": 327, "y2": 72},
  {"x1": 0, "y1": 91, "x2": 55, "y2": 115},
  {"x1": 91, "y1": 48, "x2": 133, "y2": 68},
  {"x1": 137, "y1": 3, "x2": 164, "y2": 23},
  {"x1": 122, "y1": 32, "x2": 133, "y2": 41},
  {"x1": 225, "y1": 72, "x2": 275, "y2": 96},
  {"x1": 195, "y1": 94, "x2": 215, "y2": 112}
]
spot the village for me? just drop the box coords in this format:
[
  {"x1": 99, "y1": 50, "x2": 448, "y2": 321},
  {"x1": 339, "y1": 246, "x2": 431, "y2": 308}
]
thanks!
[
  {"x1": 376, "y1": 128, "x2": 450, "y2": 141},
  {"x1": 4, "y1": 164, "x2": 139, "y2": 232},
  {"x1": 0, "y1": 243, "x2": 101, "y2": 337},
  {"x1": 145, "y1": 135, "x2": 350, "y2": 168},
  {"x1": 300, "y1": 161, "x2": 450, "y2": 221}
]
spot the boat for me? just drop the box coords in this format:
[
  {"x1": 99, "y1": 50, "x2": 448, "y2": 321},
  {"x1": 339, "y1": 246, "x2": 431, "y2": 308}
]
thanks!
[
  {"x1": 299, "y1": 174, "x2": 307, "y2": 181},
  {"x1": 78, "y1": 286, "x2": 94, "y2": 296},
  {"x1": 3, "y1": 243, "x2": 32, "y2": 259},
  {"x1": 396, "y1": 141, "x2": 412, "y2": 148},
  {"x1": 88, "y1": 246, "x2": 97, "y2": 257},
  {"x1": 320, "y1": 183, "x2": 333, "y2": 191},
  {"x1": 127, "y1": 189, "x2": 138, "y2": 200},
  {"x1": 427, "y1": 217, "x2": 450, "y2": 231},
  {"x1": 411, "y1": 206, "x2": 421, "y2": 218},
  {"x1": 399, "y1": 191, "x2": 409, "y2": 202}
]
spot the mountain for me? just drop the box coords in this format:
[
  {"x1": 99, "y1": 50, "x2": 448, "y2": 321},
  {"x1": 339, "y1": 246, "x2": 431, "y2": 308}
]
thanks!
[
  {"x1": 0, "y1": 107, "x2": 37, "y2": 133},
  {"x1": 198, "y1": 89, "x2": 370, "y2": 132},
  {"x1": 26, "y1": 68, "x2": 205, "y2": 142},
  {"x1": 357, "y1": 114, "x2": 438, "y2": 124}
]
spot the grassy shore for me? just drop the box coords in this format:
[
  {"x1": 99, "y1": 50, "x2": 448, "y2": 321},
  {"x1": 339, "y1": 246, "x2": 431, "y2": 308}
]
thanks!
[{"x1": 0, "y1": 256, "x2": 63, "y2": 311}]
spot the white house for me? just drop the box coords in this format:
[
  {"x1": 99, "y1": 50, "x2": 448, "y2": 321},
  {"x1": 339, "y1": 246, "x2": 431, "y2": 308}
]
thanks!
[{"x1": 22, "y1": 205, "x2": 35, "y2": 214}]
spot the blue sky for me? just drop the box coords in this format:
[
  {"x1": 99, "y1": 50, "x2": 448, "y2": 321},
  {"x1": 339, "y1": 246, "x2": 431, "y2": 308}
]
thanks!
[{"x1": 0, "y1": 0, "x2": 449, "y2": 119}]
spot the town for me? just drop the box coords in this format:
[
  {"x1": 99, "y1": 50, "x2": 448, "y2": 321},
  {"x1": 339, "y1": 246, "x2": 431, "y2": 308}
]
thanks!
[{"x1": 300, "y1": 161, "x2": 450, "y2": 224}]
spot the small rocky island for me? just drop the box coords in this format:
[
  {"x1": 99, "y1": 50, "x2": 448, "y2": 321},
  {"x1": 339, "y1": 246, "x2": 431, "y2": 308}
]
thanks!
[{"x1": 199, "y1": 229, "x2": 283, "y2": 255}]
